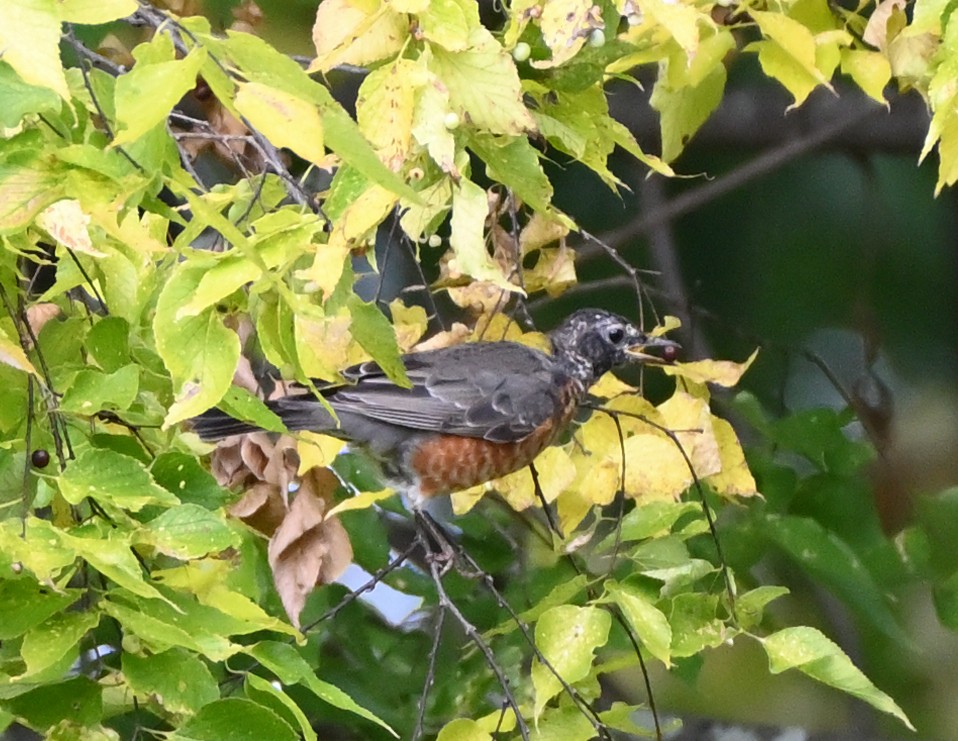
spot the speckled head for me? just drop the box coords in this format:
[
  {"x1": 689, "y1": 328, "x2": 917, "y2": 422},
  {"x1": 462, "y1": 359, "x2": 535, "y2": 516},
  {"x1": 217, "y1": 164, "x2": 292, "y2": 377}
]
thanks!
[{"x1": 548, "y1": 309, "x2": 679, "y2": 384}]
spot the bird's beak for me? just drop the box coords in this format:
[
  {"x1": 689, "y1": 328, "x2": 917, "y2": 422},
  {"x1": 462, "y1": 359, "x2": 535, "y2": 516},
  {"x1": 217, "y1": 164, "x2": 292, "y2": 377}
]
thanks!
[{"x1": 626, "y1": 335, "x2": 680, "y2": 364}]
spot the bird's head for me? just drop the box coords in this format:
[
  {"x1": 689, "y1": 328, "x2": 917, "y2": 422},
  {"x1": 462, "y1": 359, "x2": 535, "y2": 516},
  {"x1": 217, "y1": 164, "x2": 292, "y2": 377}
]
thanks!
[{"x1": 549, "y1": 309, "x2": 679, "y2": 384}]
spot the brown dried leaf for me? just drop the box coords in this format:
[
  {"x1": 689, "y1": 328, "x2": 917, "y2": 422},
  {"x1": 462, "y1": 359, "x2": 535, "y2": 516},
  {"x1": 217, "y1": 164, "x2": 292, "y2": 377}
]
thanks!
[
  {"x1": 229, "y1": 482, "x2": 287, "y2": 537},
  {"x1": 267, "y1": 468, "x2": 353, "y2": 627}
]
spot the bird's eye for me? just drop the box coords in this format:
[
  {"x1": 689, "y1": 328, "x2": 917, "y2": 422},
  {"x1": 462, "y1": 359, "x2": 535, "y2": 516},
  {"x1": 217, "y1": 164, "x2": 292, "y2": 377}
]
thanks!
[{"x1": 607, "y1": 326, "x2": 625, "y2": 344}]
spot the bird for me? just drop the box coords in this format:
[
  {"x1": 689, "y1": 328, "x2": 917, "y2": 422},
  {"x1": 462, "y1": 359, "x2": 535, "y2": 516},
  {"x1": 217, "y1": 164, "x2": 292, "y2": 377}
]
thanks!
[{"x1": 191, "y1": 308, "x2": 678, "y2": 506}]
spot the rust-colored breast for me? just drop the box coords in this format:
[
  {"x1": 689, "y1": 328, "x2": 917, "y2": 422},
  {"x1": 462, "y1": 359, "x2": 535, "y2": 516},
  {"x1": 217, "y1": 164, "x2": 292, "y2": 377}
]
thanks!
[{"x1": 409, "y1": 380, "x2": 581, "y2": 497}]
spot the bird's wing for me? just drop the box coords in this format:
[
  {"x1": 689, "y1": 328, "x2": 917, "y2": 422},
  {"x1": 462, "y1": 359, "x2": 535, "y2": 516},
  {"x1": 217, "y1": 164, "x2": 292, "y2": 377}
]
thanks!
[{"x1": 329, "y1": 342, "x2": 563, "y2": 442}]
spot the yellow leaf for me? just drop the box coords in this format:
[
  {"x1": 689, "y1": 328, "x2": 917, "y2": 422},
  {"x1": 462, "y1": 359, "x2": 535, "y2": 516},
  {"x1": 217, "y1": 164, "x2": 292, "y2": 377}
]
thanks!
[
  {"x1": 325, "y1": 489, "x2": 395, "y2": 517},
  {"x1": 411, "y1": 67, "x2": 458, "y2": 174},
  {"x1": 0, "y1": 0, "x2": 70, "y2": 101},
  {"x1": 588, "y1": 372, "x2": 637, "y2": 399},
  {"x1": 417, "y1": 0, "x2": 475, "y2": 51},
  {"x1": 840, "y1": 49, "x2": 891, "y2": 105},
  {"x1": 297, "y1": 432, "x2": 347, "y2": 474},
  {"x1": 436, "y1": 718, "x2": 493, "y2": 741},
  {"x1": 705, "y1": 416, "x2": 758, "y2": 498},
  {"x1": 0, "y1": 325, "x2": 36, "y2": 375},
  {"x1": 450, "y1": 483, "x2": 485, "y2": 515},
  {"x1": 310, "y1": 0, "x2": 408, "y2": 73},
  {"x1": 294, "y1": 311, "x2": 353, "y2": 381},
  {"x1": 662, "y1": 348, "x2": 758, "y2": 387},
  {"x1": 657, "y1": 391, "x2": 721, "y2": 479},
  {"x1": 389, "y1": 299, "x2": 429, "y2": 350},
  {"x1": 235, "y1": 82, "x2": 325, "y2": 166},
  {"x1": 642, "y1": 0, "x2": 703, "y2": 58},
  {"x1": 298, "y1": 243, "x2": 350, "y2": 298},
  {"x1": 493, "y1": 446, "x2": 577, "y2": 510},
  {"x1": 622, "y1": 434, "x2": 692, "y2": 500},
  {"x1": 750, "y1": 11, "x2": 833, "y2": 108}
]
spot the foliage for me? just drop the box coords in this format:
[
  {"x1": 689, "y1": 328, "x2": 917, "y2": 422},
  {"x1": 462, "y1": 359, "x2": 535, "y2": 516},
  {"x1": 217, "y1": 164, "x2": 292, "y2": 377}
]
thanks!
[{"x1": 0, "y1": 0, "x2": 951, "y2": 738}]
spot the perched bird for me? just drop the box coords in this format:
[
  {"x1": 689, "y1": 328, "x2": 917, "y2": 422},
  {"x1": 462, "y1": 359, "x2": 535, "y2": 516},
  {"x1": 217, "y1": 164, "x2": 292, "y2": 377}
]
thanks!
[{"x1": 191, "y1": 308, "x2": 678, "y2": 505}]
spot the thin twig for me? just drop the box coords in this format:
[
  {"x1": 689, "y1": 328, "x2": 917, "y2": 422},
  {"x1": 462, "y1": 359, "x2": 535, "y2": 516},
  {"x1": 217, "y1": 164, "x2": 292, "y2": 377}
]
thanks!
[
  {"x1": 412, "y1": 604, "x2": 446, "y2": 741},
  {"x1": 419, "y1": 529, "x2": 531, "y2": 740}
]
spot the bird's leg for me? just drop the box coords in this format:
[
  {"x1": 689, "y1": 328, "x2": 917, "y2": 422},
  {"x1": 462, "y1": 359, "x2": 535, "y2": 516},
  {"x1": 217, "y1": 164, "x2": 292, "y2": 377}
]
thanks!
[{"x1": 413, "y1": 509, "x2": 457, "y2": 574}]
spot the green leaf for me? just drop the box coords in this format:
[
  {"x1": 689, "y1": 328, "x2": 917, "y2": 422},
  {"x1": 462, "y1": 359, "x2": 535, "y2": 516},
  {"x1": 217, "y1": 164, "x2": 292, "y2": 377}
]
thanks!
[
  {"x1": 59, "y1": 448, "x2": 179, "y2": 512},
  {"x1": 60, "y1": 529, "x2": 171, "y2": 603},
  {"x1": 764, "y1": 514, "x2": 908, "y2": 643},
  {"x1": 614, "y1": 501, "x2": 700, "y2": 544},
  {"x1": 0, "y1": 677, "x2": 102, "y2": 731},
  {"x1": 0, "y1": 61, "x2": 61, "y2": 127},
  {"x1": 347, "y1": 296, "x2": 409, "y2": 387},
  {"x1": 0, "y1": 579, "x2": 81, "y2": 640},
  {"x1": 437, "y1": 718, "x2": 492, "y2": 741},
  {"x1": 168, "y1": 698, "x2": 297, "y2": 741},
  {"x1": 112, "y1": 47, "x2": 208, "y2": 145},
  {"x1": 0, "y1": 0, "x2": 70, "y2": 101},
  {"x1": 244, "y1": 674, "x2": 317, "y2": 741},
  {"x1": 761, "y1": 626, "x2": 914, "y2": 730},
  {"x1": 20, "y1": 610, "x2": 100, "y2": 678},
  {"x1": 245, "y1": 641, "x2": 397, "y2": 736},
  {"x1": 651, "y1": 64, "x2": 726, "y2": 164},
  {"x1": 154, "y1": 264, "x2": 241, "y2": 425},
  {"x1": 0, "y1": 518, "x2": 77, "y2": 582},
  {"x1": 142, "y1": 504, "x2": 240, "y2": 560},
  {"x1": 102, "y1": 595, "x2": 241, "y2": 662},
  {"x1": 122, "y1": 648, "x2": 219, "y2": 715},
  {"x1": 59, "y1": 364, "x2": 139, "y2": 414},
  {"x1": 216, "y1": 386, "x2": 287, "y2": 434},
  {"x1": 531, "y1": 605, "x2": 611, "y2": 718},
  {"x1": 734, "y1": 585, "x2": 789, "y2": 630},
  {"x1": 86, "y1": 316, "x2": 131, "y2": 373},
  {"x1": 668, "y1": 593, "x2": 727, "y2": 657},
  {"x1": 467, "y1": 134, "x2": 553, "y2": 213},
  {"x1": 605, "y1": 581, "x2": 672, "y2": 666},
  {"x1": 150, "y1": 452, "x2": 231, "y2": 510}
]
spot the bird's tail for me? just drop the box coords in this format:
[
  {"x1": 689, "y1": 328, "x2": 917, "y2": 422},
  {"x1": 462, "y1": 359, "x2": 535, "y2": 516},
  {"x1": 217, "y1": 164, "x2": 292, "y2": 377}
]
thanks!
[{"x1": 190, "y1": 397, "x2": 337, "y2": 441}]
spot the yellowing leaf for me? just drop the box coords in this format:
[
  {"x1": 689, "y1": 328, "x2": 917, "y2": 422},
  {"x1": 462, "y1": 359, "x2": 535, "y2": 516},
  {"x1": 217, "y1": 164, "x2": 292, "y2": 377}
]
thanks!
[
  {"x1": 705, "y1": 416, "x2": 758, "y2": 498},
  {"x1": 356, "y1": 59, "x2": 423, "y2": 171},
  {"x1": 532, "y1": 605, "x2": 611, "y2": 719},
  {"x1": 299, "y1": 243, "x2": 350, "y2": 299},
  {"x1": 840, "y1": 49, "x2": 891, "y2": 105},
  {"x1": 58, "y1": 0, "x2": 137, "y2": 24},
  {"x1": 0, "y1": 0, "x2": 70, "y2": 101},
  {"x1": 429, "y1": 44, "x2": 536, "y2": 135},
  {"x1": 750, "y1": 11, "x2": 833, "y2": 108},
  {"x1": 0, "y1": 325, "x2": 37, "y2": 375},
  {"x1": 449, "y1": 178, "x2": 513, "y2": 289},
  {"x1": 310, "y1": 0, "x2": 407, "y2": 73},
  {"x1": 411, "y1": 69, "x2": 458, "y2": 174},
  {"x1": 36, "y1": 199, "x2": 105, "y2": 257},
  {"x1": 417, "y1": 0, "x2": 476, "y2": 51},
  {"x1": 534, "y1": 0, "x2": 594, "y2": 68},
  {"x1": 113, "y1": 48, "x2": 208, "y2": 145},
  {"x1": 235, "y1": 82, "x2": 326, "y2": 166},
  {"x1": 662, "y1": 348, "x2": 757, "y2": 387},
  {"x1": 436, "y1": 718, "x2": 493, "y2": 741}
]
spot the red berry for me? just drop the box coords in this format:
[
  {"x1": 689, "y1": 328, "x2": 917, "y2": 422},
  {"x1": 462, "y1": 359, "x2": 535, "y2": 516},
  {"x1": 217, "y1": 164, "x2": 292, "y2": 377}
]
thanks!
[{"x1": 662, "y1": 345, "x2": 678, "y2": 363}]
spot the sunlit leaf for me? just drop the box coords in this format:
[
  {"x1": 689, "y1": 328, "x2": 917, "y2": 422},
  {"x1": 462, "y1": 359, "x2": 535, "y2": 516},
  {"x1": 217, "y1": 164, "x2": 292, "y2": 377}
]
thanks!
[{"x1": 761, "y1": 627, "x2": 914, "y2": 730}]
